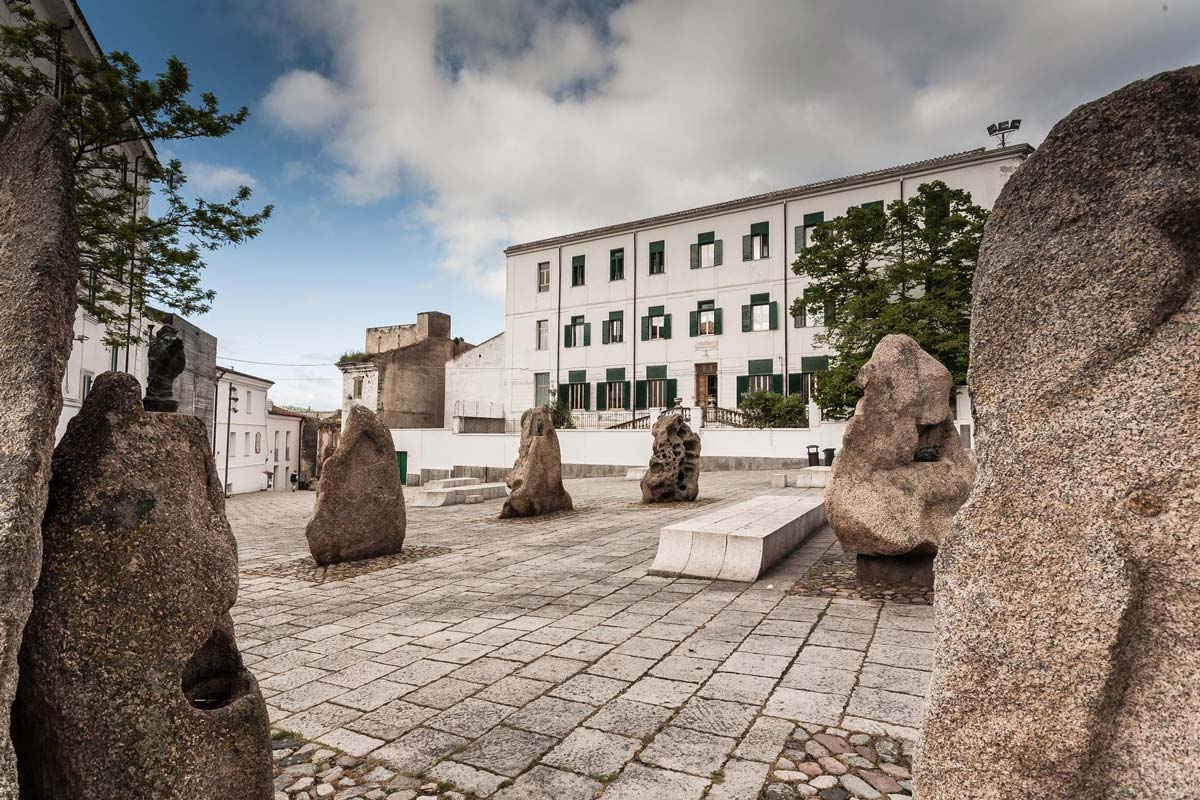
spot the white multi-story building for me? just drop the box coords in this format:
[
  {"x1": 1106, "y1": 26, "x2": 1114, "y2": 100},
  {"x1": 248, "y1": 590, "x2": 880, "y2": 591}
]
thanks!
[
  {"x1": 266, "y1": 406, "x2": 304, "y2": 492},
  {"x1": 212, "y1": 367, "x2": 274, "y2": 495},
  {"x1": 502, "y1": 145, "x2": 1032, "y2": 430}
]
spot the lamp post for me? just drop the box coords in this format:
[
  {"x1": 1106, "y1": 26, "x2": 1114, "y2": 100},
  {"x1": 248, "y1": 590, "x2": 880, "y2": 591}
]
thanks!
[{"x1": 223, "y1": 383, "x2": 238, "y2": 497}]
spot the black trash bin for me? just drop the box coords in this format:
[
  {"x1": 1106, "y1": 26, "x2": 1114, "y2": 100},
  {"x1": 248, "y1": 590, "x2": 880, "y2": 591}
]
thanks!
[
  {"x1": 806, "y1": 445, "x2": 821, "y2": 467},
  {"x1": 823, "y1": 447, "x2": 836, "y2": 466}
]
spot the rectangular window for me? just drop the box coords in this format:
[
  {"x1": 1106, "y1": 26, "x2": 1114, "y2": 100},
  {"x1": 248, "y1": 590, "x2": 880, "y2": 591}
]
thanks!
[
  {"x1": 698, "y1": 308, "x2": 716, "y2": 336},
  {"x1": 536, "y1": 319, "x2": 549, "y2": 350},
  {"x1": 649, "y1": 314, "x2": 666, "y2": 340},
  {"x1": 748, "y1": 374, "x2": 772, "y2": 393},
  {"x1": 244, "y1": 432, "x2": 251, "y2": 454},
  {"x1": 228, "y1": 431, "x2": 236, "y2": 457},
  {"x1": 803, "y1": 289, "x2": 824, "y2": 327},
  {"x1": 745, "y1": 222, "x2": 770, "y2": 260},
  {"x1": 571, "y1": 255, "x2": 585, "y2": 286},
  {"x1": 610, "y1": 248, "x2": 624, "y2": 281},
  {"x1": 568, "y1": 383, "x2": 588, "y2": 411},
  {"x1": 646, "y1": 379, "x2": 668, "y2": 408},
  {"x1": 699, "y1": 242, "x2": 715, "y2": 268},
  {"x1": 246, "y1": 391, "x2": 253, "y2": 414},
  {"x1": 352, "y1": 376, "x2": 363, "y2": 398},
  {"x1": 537, "y1": 261, "x2": 551, "y2": 292},
  {"x1": 649, "y1": 240, "x2": 665, "y2": 274},
  {"x1": 752, "y1": 303, "x2": 770, "y2": 331},
  {"x1": 286, "y1": 431, "x2": 292, "y2": 461},
  {"x1": 254, "y1": 432, "x2": 262, "y2": 454},
  {"x1": 571, "y1": 315, "x2": 586, "y2": 347},
  {"x1": 752, "y1": 232, "x2": 768, "y2": 259},
  {"x1": 609, "y1": 318, "x2": 623, "y2": 343},
  {"x1": 81, "y1": 371, "x2": 94, "y2": 400},
  {"x1": 110, "y1": 346, "x2": 119, "y2": 372},
  {"x1": 534, "y1": 372, "x2": 550, "y2": 407},
  {"x1": 606, "y1": 381, "x2": 626, "y2": 410},
  {"x1": 274, "y1": 431, "x2": 280, "y2": 462}
]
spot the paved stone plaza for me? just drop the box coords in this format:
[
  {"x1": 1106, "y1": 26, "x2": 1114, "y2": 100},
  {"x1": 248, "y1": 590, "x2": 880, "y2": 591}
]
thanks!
[{"x1": 232, "y1": 473, "x2": 932, "y2": 800}]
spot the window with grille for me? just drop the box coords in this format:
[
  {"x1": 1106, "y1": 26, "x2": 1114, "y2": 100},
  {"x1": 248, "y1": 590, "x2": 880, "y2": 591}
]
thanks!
[
  {"x1": 647, "y1": 379, "x2": 668, "y2": 407},
  {"x1": 568, "y1": 383, "x2": 588, "y2": 411},
  {"x1": 748, "y1": 374, "x2": 772, "y2": 393},
  {"x1": 607, "y1": 382, "x2": 626, "y2": 410},
  {"x1": 537, "y1": 261, "x2": 550, "y2": 292}
]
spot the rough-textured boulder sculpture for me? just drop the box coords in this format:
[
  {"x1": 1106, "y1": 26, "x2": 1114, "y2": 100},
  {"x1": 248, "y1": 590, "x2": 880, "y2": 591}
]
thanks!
[
  {"x1": 13, "y1": 373, "x2": 272, "y2": 800},
  {"x1": 641, "y1": 412, "x2": 701, "y2": 502},
  {"x1": 825, "y1": 334, "x2": 974, "y2": 556},
  {"x1": 0, "y1": 98, "x2": 78, "y2": 798},
  {"x1": 917, "y1": 67, "x2": 1200, "y2": 800},
  {"x1": 500, "y1": 408, "x2": 573, "y2": 518},
  {"x1": 305, "y1": 404, "x2": 406, "y2": 564}
]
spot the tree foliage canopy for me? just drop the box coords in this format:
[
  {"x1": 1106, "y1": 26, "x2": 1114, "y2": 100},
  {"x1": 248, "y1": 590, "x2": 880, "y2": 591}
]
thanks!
[
  {"x1": 0, "y1": 7, "x2": 272, "y2": 345},
  {"x1": 791, "y1": 181, "x2": 987, "y2": 418}
]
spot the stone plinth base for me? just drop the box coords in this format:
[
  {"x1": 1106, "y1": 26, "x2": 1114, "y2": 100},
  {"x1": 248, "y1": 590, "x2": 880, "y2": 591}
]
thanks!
[{"x1": 856, "y1": 552, "x2": 935, "y2": 588}]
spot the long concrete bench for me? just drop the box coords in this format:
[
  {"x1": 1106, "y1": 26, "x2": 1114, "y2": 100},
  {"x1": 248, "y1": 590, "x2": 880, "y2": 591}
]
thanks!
[
  {"x1": 648, "y1": 495, "x2": 826, "y2": 582},
  {"x1": 409, "y1": 482, "x2": 508, "y2": 508},
  {"x1": 424, "y1": 477, "x2": 482, "y2": 490}
]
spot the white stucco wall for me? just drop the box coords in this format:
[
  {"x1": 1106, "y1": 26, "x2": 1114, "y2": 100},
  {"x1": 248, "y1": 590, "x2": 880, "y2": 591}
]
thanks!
[
  {"x1": 445, "y1": 332, "x2": 507, "y2": 425},
  {"x1": 213, "y1": 371, "x2": 274, "y2": 495}
]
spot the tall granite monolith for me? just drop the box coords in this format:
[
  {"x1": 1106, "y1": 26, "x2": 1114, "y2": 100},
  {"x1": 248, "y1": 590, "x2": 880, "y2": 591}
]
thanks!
[
  {"x1": 0, "y1": 98, "x2": 79, "y2": 798},
  {"x1": 13, "y1": 373, "x2": 273, "y2": 799},
  {"x1": 825, "y1": 334, "x2": 974, "y2": 557},
  {"x1": 641, "y1": 412, "x2": 701, "y2": 503},
  {"x1": 916, "y1": 66, "x2": 1200, "y2": 799},
  {"x1": 500, "y1": 408, "x2": 573, "y2": 518},
  {"x1": 305, "y1": 404, "x2": 406, "y2": 564}
]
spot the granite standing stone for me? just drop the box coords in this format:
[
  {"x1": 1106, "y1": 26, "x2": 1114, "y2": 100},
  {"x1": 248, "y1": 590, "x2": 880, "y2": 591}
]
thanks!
[
  {"x1": 305, "y1": 404, "x2": 406, "y2": 564},
  {"x1": 917, "y1": 66, "x2": 1200, "y2": 799},
  {"x1": 0, "y1": 98, "x2": 78, "y2": 799},
  {"x1": 500, "y1": 408, "x2": 573, "y2": 518},
  {"x1": 825, "y1": 334, "x2": 974, "y2": 556},
  {"x1": 13, "y1": 373, "x2": 272, "y2": 799},
  {"x1": 641, "y1": 412, "x2": 701, "y2": 503}
]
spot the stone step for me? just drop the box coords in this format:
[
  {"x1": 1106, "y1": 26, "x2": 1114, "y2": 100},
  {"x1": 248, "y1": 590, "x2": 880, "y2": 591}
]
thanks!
[
  {"x1": 648, "y1": 494, "x2": 826, "y2": 582},
  {"x1": 409, "y1": 482, "x2": 508, "y2": 508},
  {"x1": 424, "y1": 477, "x2": 482, "y2": 491},
  {"x1": 795, "y1": 466, "x2": 832, "y2": 488},
  {"x1": 770, "y1": 473, "x2": 794, "y2": 488},
  {"x1": 464, "y1": 494, "x2": 483, "y2": 505}
]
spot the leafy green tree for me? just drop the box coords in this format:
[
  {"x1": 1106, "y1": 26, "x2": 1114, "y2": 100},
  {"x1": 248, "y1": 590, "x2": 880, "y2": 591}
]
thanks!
[
  {"x1": 791, "y1": 181, "x2": 987, "y2": 418},
  {"x1": 739, "y1": 391, "x2": 809, "y2": 429},
  {"x1": 0, "y1": 7, "x2": 272, "y2": 346}
]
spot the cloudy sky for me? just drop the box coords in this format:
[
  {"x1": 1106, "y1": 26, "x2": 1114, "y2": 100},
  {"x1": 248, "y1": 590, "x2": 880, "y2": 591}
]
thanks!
[{"x1": 88, "y1": 0, "x2": 1199, "y2": 409}]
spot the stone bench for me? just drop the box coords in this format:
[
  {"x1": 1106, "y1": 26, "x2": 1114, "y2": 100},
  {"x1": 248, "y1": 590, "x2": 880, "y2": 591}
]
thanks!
[
  {"x1": 409, "y1": 482, "x2": 508, "y2": 508},
  {"x1": 424, "y1": 477, "x2": 482, "y2": 490},
  {"x1": 625, "y1": 467, "x2": 647, "y2": 481},
  {"x1": 648, "y1": 495, "x2": 826, "y2": 582},
  {"x1": 795, "y1": 466, "x2": 832, "y2": 488}
]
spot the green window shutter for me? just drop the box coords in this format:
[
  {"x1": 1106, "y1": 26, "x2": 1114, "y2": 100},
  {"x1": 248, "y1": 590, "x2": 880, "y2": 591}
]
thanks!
[
  {"x1": 595, "y1": 383, "x2": 607, "y2": 410},
  {"x1": 601, "y1": 320, "x2": 610, "y2": 345},
  {"x1": 801, "y1": 356, "x2": 830, "y2": 372},
  {"x1": 698, "y1": 231, "x2": 715, "y2": 245},
  {"x1": 750, "y1": 292, "x2": 770, "y2": 304},
  {"x1": 662, "y1": 314, "x2": 672, "y2": 339},
  {"x1": 788, "y1": 373, "x2": 804, "y2": 395},
  {"x1": 569, "y1": 370, "x2": 587, "y2": 383},
  {"x1": 736, "y1": 376, "x2": 749, "y2": 406},
  {"x1": 769, "y1": 301, "x2": 779, "y2": 330},
  {"x1": 795, "y1": 225, "x2": 805, "y2": 252},
  {"x1": 558, "y1": 383, "x2": 569, "y2": 403},
  {"x1": 606, "y1": 367, "x2": 626, "y2": 382},
  {"x1": 583, "y1": 383, "x2": 591, "y2": 411},
  {"x1": 714, "y1": 307, "x2": 723, "y2": 335},
  {"x1": 862, "y1": 200, "x2": 884, "y2": 212},
  {"x1": 714, "y1": 239, "x2": 723, "y2": 266},
  {"x1": 742, "y1": 234, "x2": 752, "y2": 261},
  {"x1": 749, "y1": 359, "x2": 773, "y2": 376},
  {"x1": 635, "y1": 380, "x2": 647, "y2": 409},
  {"x1": 803, "y1": 212, "x2": 825, "y2": 226},
  {"x1": 646, "y1": 365, "x2": 667, "y2": 380},
  {"x1": 622, "y1": 381, "x2": 631, "y2": 409},
  {"x1": 563, "y1": 325, "x2": 572, "y2": 348},
  {"x1": 666, "y1": 379, "x2": 678, "y2": 406},
  {"x1": 690, "y1": 243, "x2": 699, "y2": 269},
  {"x1": 689, "y1": 310, "x2": 698, "y2": 337},
  {"x1": 751, "y1": 221, "x2": 769, "y2": 236},
  {"x1": 641, "y1": 315, "x2": 650, "y2": 341},
  {"x1": 771, "y1": 374, "x2": 784, "y2": 394},
  {"x1": 583, "y1": 323, "x2": 591, "y2": 347},
  {"x1": 741, "y1": 305, "x2": 751, "y2": 332},
  {"x1": 649, "y1": 240, "x2": 664, "y2": 254},
  {"x1": 648, "y1": 305, "x2": 664, "y2": 315}
]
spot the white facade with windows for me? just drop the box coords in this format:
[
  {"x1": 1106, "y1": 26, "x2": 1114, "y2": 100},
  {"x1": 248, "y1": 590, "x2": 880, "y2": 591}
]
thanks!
[
  {"x1": 266, "y1": 408, "x2": 303, "y2": 492},
  {"x1": 212, "y1": 368, "x2": 273, "y2": 495},
  {"x1": 503, "y1": 146, "x2": 1031, "y2": 431}
]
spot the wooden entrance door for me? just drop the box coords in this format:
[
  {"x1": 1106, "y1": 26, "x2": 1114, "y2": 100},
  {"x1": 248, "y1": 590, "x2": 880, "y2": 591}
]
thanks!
[{"x1": 695, "y1": 362, "x2": 718, "y2": 407}]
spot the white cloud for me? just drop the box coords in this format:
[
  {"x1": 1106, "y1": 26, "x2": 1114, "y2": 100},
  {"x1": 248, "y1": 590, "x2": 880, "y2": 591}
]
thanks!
[
  {"x1": 260, "y1": 0, "x2": 1200, "y2": 299},
  {"x1": 189, "y1": 162, "x2": 258, "y2": 194}
]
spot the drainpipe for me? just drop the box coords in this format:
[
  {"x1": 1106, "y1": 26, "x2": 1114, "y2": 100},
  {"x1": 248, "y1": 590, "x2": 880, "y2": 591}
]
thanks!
[
  {"x1": 631, "y1": 230, "x2": 637, "y2": 424},
  {"x1": 782, "y1": 201, "x2": 789, "y2": 396},
  {"x1": 555, "y1": 246, "x2": 563, "y2": 391}
]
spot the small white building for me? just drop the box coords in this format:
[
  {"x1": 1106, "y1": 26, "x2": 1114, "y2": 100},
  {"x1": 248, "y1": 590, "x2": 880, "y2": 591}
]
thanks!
[
  {"x1": 266, "y1": 406, "x2": 304, "y2": 492},
  {"x1": 212, "y1": 367, "x2": 273, "y2": 495},
  {"x1": 445, "y1": 332, "x2": 506, "y2": 432}
]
